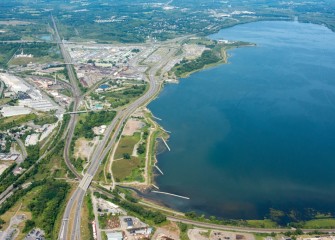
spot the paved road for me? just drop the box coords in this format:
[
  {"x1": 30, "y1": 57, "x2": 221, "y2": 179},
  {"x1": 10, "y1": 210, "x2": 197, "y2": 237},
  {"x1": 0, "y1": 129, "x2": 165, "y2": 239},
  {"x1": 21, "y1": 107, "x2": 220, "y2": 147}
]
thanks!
[
  {"x1": 51, "y1": 15, "x2": 85, "y2": 240},
  {"x1": 92, "y1": 187, "x2": 335, "y2": 235},
  {"x1": 51, "y1": 13, "x2": 142, "y2": 239},
  {"x1": 167, "y1": 216, "x2": 335, "y2": 234},
  {"x1": 59, "y1": 45, "x2": 179, "y2": 240},
  {"x1": 14, "y1": 137, "x2": 27, "y2": 160}
]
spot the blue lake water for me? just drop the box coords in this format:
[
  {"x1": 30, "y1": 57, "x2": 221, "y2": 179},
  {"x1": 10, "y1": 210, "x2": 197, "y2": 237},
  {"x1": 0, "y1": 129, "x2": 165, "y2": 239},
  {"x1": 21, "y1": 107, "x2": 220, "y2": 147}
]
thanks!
[{"x1": 148, "y1": 21, "x2": 335, "y2": 219}]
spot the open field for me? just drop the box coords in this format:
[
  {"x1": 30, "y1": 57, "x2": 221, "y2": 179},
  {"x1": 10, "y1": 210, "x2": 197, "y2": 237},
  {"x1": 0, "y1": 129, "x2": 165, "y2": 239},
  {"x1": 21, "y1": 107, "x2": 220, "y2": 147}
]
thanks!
[
  {"x1": 0, "y1": 114, "x2": 36, "y2": 130},
  {"x1": 303, "y1": 218, "x2": 335, "y2": 229},
  {"x1": 114, "y1": 133, "x2": 141, "y2": 159},
  {"x1": 246, "y1": 220, "x2": 278, "y2": 228},
  {"x1": 112, "y1": 157, "x2": 142, "y2": 182},
  {"x1": 74, "y1": 137, "x2": 94, "y2": 161}
]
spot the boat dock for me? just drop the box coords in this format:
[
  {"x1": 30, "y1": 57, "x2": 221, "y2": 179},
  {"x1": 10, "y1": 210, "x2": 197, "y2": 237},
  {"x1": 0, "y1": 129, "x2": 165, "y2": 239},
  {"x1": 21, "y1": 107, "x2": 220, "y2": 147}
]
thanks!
[
  {"x1": 152, "y1": 115, "x2": 162, "y2": 121},
  {"x1": 152, "y1": 191, "x2": 190, "y2": 200},
  {"x1": 155, "y1": 165, "x2": 164, "y2": 175},
  {"x1": 161, "y1": 137, "x2": 170, "y2": 151}
]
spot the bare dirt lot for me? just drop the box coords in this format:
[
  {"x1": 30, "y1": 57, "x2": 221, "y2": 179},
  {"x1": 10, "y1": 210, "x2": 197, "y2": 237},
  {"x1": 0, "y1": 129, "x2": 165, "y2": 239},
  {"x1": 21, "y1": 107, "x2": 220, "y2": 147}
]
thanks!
[
  {"x1": 188, "y1": 229, "x2": 255, "y2": 240},
  {"x1": 123, "y1": 118, "x2": 145, "y2": 136},
  {"x1": 74, "y1": 137, "x2": 96, "y2": 160},
  {"x1": 152, "y1": 221, "x2": 180, "y2": 240}
]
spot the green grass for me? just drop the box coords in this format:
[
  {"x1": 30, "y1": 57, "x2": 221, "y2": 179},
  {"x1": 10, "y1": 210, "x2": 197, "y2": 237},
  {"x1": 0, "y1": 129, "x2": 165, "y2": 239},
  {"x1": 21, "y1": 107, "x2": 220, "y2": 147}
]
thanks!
[
  {"x1": 178, "y1": 222, "x2": 191, "y2": 240},
  {"x1": 94, "y1": 84, "x2": 148, "y2": 109},
  {"x1": 254, "y1": 233, "x2": 269, "y2": 240},
  {"x1": 112, "y1": 132, "x2": 145, "y2": 182},
  {"x1": 0, "y1": 113, "x2": 36, "y2": 130},
  {"x1": 0, "y1": 98, "x2": 11, "y2": 105},
  {"x1": 199, "y1": 230, "x2": 211, "y2": 238},
  {"x1": 247, "y1": 219, "x2": 278, "y2": 228},
  {"x1": 112, "y1": 157, "x2": 143, "y2": 182},
  {"x1": 114, "y1": 133, "x2": 141, "y2": 159},
  {"x1": 82, "y1": 193, "x2": 94, "y2": 240},
  {"x1": 303, "y1": 218, "x2": 335, "y2": 229}
]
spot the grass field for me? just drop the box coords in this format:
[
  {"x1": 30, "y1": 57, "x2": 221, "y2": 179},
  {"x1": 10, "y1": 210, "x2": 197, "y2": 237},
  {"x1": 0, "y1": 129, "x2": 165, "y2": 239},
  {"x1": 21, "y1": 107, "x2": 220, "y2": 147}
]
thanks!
[
  {"x1": 246, "y1": 219, "x2": 278, "y2": 228},
  {"x1": 0, "y1": 98, "x2": 11, "y2": 105},
  {"x1": 0, "y1": 114, "x2": 36, "y2": 127},
  {"x1": 112, "y1": 157, "x2": 143, "y2": 182},
  {"x1": 9, "y1": 56, "x2": 62, "y2": 66},
  {"x1": 113, "y1": 132, "x2": 145, "y2": 182},
  {"x1": 114, "y1": 133, "x2": 141, "y2": 159},
  {"x1": 303, "y1": 218, "x2": 335, "y2": 229}
]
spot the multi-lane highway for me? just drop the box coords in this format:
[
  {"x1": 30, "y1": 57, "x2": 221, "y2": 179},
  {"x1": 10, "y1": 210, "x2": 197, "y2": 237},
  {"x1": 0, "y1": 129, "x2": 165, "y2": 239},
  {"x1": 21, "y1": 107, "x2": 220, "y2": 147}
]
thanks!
[
  {"x1": 49, "y1": 18, "x2": 335, "y2": 239},
  {"x1": 58, "y1": 43, "x2": 178, "y2": 239}
]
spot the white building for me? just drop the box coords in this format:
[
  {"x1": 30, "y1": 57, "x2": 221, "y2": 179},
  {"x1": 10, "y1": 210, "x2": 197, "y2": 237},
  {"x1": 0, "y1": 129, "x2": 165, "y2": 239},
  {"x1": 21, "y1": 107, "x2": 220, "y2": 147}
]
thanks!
[
  {"x1": 0, "y1": 106, "x2": 32, "y2": 117},
  {"x1": 106, "y1": 232, "x2": 123, "y2": 240},
  {"x1": 15, "y1": 50, "x2": 33, "y2": 58}
]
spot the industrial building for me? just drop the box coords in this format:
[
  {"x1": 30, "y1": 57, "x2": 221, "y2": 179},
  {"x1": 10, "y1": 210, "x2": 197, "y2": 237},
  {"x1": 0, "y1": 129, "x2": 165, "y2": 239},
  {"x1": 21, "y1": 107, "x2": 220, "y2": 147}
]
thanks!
[
  {"x1": 106, "y1": 232, "x2": 123, "y2": 240},
  {"x1": 0, "y1": 106, "x2": 32, "y2": 117}
]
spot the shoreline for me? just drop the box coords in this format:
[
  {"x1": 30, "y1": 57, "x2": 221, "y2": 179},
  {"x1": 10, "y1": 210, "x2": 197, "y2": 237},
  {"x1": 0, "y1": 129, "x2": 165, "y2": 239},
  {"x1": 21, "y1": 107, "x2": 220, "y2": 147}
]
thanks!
[
  {"x1": 116, "y1": 34, "x2": 335, "y2": 228},
  {"x1": 130, "y1": 41, "x2": 255, "y2": 210},
  {"x1": 175, "y1": 42, "x2": 256, "y2": 80},
  {"x1": 126, "y1": 41, "x2": 252, "y2": 216}
]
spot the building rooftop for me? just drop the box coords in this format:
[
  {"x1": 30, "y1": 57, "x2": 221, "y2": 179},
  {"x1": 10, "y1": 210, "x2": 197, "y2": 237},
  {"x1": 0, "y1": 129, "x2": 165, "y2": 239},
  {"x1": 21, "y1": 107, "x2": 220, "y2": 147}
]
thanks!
[
  {"x1": 0, "y1": 106, "x2": 32, "y2": 117},
  {"x1": 106, "y1": 231, "x2": 123, "y2": 240}
]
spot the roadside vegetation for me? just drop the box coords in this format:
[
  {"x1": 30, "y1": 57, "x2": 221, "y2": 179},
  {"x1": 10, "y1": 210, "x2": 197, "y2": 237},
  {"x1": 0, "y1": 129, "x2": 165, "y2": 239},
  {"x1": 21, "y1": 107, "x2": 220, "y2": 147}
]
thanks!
[
  {"x1": 27, "y1": 181, "x2": 70, "y2": 237},
  {"x1": 178, "y1": 222, "x2": 190, "y2": 240},
  {"x1": 70, "y1": 111, "x2": 116, "y2": 172},
  {"x1": 0, "y1": 112, "x2": 57, "y2": 131},
  {"x1": 94, "y1": 191, "x2": 166, "y2": 225},
  {"x1": 0, "y1": 114, "x2": 36, "y2": 131},
  {"x1": 74, "y1": 111, "x2": 116, "y2": 140},
  {"x1": 90, "y1": 83, "x2": 147, "y2": 109},
  {"x1": 81, "y1": 193, "x2": 94, "y2": 240},
  {"x1": 33, "y1": 115, "x2": 58, "y2": 126}
]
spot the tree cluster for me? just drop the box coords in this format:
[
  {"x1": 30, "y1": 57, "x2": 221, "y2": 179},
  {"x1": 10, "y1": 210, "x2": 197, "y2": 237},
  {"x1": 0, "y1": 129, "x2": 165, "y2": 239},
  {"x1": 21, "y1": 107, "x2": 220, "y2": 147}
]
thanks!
[
  {"x1": 27, "y1": 180, "x2": 70, "y2": 238},
  {"x1": 174, "y1": 50, "x2": 221, "y2": 77}
]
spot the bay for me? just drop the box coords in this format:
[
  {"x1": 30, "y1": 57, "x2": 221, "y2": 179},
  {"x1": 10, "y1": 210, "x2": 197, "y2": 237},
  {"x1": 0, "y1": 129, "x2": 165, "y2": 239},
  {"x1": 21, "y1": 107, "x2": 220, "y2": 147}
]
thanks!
[{"x1": 148, "y1": 21, "x2": 335, "y2": 219}]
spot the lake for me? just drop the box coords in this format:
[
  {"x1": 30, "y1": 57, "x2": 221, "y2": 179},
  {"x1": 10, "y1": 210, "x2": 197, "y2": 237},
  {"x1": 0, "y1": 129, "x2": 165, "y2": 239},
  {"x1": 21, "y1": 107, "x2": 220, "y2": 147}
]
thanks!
[{"x1": 148, "y1": 21, "x2": 335, "y2": 219}]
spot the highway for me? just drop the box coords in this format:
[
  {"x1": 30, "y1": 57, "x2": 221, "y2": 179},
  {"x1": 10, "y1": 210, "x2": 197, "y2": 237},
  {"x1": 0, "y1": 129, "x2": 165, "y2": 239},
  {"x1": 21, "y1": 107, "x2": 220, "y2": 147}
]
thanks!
[
  {"x1": 51, "y1": 15, "x2": 82, "y2": 179},
  {"x1": 58, "y1": 44, "x2": 178, "y2": 239},
  {"x1": 14, "y1": 137, "x2": 27, "y2": 160},
  {"x1": 49, "y1": 20, "x2": 335, "y2": 237}
]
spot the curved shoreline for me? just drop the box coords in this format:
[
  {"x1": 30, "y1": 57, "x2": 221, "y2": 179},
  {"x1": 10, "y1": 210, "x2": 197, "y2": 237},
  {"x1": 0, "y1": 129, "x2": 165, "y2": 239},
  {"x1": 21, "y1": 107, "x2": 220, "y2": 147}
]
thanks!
[{"x1": 137, "y1": 22, "x2": 335, "y2": 226}]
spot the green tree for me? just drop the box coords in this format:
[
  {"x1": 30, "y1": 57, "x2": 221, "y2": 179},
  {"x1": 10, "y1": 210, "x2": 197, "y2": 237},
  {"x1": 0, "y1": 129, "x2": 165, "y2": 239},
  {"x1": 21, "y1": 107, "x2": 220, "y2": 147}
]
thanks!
[
  {"x1": 137, "y1": 144, "x2": 146, "y2": 154},
  {"x1": 23, "y1": 219, "x2": 35, "y2": 233}
]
